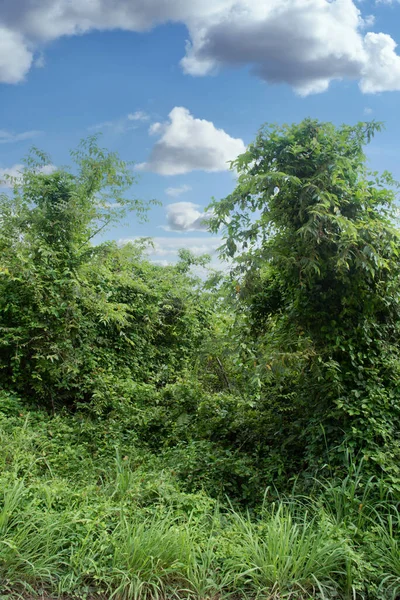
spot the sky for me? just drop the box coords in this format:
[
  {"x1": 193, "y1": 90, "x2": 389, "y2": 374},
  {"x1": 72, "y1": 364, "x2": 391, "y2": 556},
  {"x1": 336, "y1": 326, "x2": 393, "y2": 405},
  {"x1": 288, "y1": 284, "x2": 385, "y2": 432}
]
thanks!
[{"x1": 1, "y1": 0, "x2": 400, "y2": 266}]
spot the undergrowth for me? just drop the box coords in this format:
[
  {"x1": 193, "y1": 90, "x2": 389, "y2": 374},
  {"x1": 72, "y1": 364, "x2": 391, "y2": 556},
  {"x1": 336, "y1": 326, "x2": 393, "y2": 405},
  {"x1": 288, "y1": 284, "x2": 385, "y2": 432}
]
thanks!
[{"x1": 0, "y1": 404, "x2": 399, "y2": 600}]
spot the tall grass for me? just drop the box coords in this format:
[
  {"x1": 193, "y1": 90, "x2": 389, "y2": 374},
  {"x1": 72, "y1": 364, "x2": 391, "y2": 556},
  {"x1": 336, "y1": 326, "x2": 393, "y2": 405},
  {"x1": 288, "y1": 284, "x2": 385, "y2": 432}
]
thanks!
[
  {"x1": 178, "y1": 511, "x2": 234, "y2": 600},
  {"x1": 317, "y1": 455, "x2": 391, "y2": 533},
  {"x1": 110, "y1": 513, "x2": 187, "y2": 600},
  {"x1": 0, "y1": 415, "x2": 399, "y2": 599},
  {"x1": 0, "y1": 482, "x2": 359, "y2": 599},
  {"x1": 0, "y1": 499, "x2": 72, "y2": 593},
  {"x1": 227, "y1": 503, "x2": 352, "y2": 599},
  {"x1": 369, "y1": 506, "x2": 400, "y2": 600}
]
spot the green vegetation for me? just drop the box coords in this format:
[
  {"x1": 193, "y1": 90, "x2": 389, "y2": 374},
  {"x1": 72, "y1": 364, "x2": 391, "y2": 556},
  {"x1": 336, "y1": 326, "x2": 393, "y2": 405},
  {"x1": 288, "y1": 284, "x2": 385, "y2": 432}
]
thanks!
[{"x1": 0, "y1": 121, "x2": 400, "y2": 598}]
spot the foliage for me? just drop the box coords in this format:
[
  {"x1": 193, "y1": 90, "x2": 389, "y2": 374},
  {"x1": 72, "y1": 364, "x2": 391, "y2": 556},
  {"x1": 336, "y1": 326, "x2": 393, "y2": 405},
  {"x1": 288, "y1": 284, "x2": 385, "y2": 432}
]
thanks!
[
  {"x1": 1, "y1": 125, "x2": 400, "y2": 597},
  {"x1": 209, "y1": 119, "x2": 400, "y2": 481},
  {"x1": 0, "y1": 140, "x2": 210, "y2": 410},
  {"x1": 0, "y1": 406, "x2": 397, "y2": 600}
]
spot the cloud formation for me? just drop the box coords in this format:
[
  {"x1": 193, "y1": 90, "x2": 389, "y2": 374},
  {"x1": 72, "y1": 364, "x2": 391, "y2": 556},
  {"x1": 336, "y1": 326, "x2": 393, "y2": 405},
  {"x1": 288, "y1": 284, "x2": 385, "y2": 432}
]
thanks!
[
  {"x1": 139, "y1": 107, "x2": 246, "y2": 175},
  {"x1": 119, "y1": 235, "x2": 222, "y2": 266},
  {"x1": 0, "y1": 26, "x2": 33, "y2": 84},
  {"x1": 181, "y1": 0, "x2": 376, "y2": 95},
  {"x1": 0, "y1": 129, "x2": 42, "y2": 144},
  {"x1": 0, "y1": 0, "x2": 400, "y2": 94},
  {"x1": 360, "y1": 33, "x2": 400, "y2": 92},
  {"x1": 0, "y1": 164, "x2": 24, "y2": 187},
  {"x1": 128, "y1": 111, "x2": 149, "y2": 122},
  {"x1": 164, "y1": 201, "x2": 212, "y2": 232},
  {"x1": 165, "y1": 184, "x2": 192, "y2": 197},
  {"x1": 88, "y1": 111, "x2": 149, "y2": 133}
]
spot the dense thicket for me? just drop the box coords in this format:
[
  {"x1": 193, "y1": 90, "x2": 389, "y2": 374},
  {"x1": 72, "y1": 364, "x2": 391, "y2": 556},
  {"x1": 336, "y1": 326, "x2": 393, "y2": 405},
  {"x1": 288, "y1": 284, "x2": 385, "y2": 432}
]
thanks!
[
  {"x1": 1, "y1": 120, "x2": 400, "y2": 497},
  {"x1": 2, "y1": 120, "x2": 400, "y2": 598},
  {"x1": 0, "y1": 140, "x2": 211, "y2": 412}
]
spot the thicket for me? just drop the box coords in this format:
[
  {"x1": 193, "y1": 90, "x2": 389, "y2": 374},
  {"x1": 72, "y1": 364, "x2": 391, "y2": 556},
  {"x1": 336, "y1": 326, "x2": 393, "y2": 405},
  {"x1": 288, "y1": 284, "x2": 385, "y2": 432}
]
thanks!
[{"x1": 1, "y1": 121, "x2": 400, "y2": 598}]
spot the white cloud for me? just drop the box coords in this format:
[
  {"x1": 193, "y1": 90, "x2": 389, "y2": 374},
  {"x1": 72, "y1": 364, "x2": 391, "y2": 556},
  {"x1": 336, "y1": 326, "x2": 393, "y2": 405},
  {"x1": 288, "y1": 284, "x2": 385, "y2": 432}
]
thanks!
[
  {"x1": 38, "y1": 164, "x2": 57, "y2": 175},
  {"x1": 164, "y1": 201, "x2": 212, "y2": 232},
  {"x1": 0, "y1": 129, "x2": 42, "y2": 144},
  {"x1": 88, "y1": 121, "x2": 116, "y2": 132},
  {"x1": 180, "y1": 0, "x2": 387, "y2": 96},
  {"x1": 364, "y1": 107, "x2": 373, "y2": 115},
  {"x1": 361, "y1": 15, "x2": 375, "y2": 28},
  {"x1": 360, "y1": 33, "x2": 400, "y2": 92},
  {"x1": 149, "y1": 122, "x2": 164, "y2": 136},
  {"x1": 118, "y1": 235, "x2": 222, "y2": 267},
  {"x1": 138, "y1": 107, "x2": 246, "y2": 175},
  {"x1": 0, "y1": 0, "x2": 223, "y2": 41},
  {"x1": 152, "y1": 259, "x2": 170, "y2": 267},
  {"x1": 0, "y1": 163, "x2": 56, "y2": 188},
  {"x1": 88, "y1": 112, "x2": 149, "y2": 133},
  {"x1": 1, "y1": 0, "x2": 400, "y2": 94},
  {"x1": 0, "y1": 164, "x2": 24, "y2": 187},
  {"x1": 0, "y1": 26, "x2": 33, "y2": 84},
  {"x1": 119, "y1": 235, "x2": 221, "y2": 256},
  {"x1": 150, "y1": 236, "x2": 221, "y2": 257},
  {"x1": 128, "y1": 110, "x2": 149, "y2": 121},
  {"x1": 165, "y1": 184, "x2": 192, "y2": 197}
]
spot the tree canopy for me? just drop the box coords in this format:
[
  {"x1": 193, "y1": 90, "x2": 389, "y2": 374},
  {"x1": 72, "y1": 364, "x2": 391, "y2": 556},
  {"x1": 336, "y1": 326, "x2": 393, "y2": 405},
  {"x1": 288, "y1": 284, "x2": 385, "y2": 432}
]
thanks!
[
  {"x1": 210, "y1": 119, "x2": 400, "y2": 478},
  {"x1": 0, "y1": 139, "x2": 211, "y2": 411}
]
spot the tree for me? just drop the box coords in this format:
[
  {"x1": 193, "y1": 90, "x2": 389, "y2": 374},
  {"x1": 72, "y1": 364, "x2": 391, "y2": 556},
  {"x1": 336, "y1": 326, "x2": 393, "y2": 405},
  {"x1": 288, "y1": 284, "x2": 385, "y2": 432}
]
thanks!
[
  {"x1": 209, "y1": 119, "x2": 400, "y2": 480},
  {"x1": 0, "y1": 139, "x2": 209, "y2": 410}
]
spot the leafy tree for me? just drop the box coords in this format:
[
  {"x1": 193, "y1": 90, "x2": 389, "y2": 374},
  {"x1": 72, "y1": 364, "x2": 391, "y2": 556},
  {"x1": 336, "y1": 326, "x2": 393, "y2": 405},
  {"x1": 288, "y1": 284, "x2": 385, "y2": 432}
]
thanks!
[
  {"x1": 0, "y1": 140, "x2": 210, "y2": 410},
  {"x1": 209, "y1": 119, "x2": 400, "y2": 481}
]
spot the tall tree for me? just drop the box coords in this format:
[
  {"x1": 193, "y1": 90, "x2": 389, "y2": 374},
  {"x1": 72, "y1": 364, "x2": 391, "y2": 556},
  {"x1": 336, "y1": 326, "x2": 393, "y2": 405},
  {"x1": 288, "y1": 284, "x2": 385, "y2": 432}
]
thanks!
[
  {"x1": 0, "y1": 139, "x2": 209, "y2": 410},
  {"x1": 210, "y1": 119, "x2": 400, "y2": 480},
  {"x1": 0, "y1": 138, "x2": 146, "y2": 407}
]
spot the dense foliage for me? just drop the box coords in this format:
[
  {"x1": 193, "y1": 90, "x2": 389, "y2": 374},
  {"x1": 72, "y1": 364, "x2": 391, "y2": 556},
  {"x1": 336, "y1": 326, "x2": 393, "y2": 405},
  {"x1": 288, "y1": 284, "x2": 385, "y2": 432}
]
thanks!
[
  {"x1": 0, "y1": 400, "x2": 399, "y2": 600},
  {"x1": 0, "y1": 140, "x2": 210, "y2": 411},
  {"x1": 1, "y1": 120, "x2": 400, "y2": 598},
  {"x1": 210, "y1": 119, "x2": 400, "y2": 482}
]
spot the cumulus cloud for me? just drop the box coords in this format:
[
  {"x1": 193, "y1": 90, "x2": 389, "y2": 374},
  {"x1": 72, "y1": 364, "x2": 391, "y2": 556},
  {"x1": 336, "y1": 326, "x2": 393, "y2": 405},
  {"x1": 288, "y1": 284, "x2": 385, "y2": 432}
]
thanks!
[
  {"x1": 138, "y1": 107, "x2": 246, "y2": 175},
  {"x1": 38, "y1": 164, "x2": 57, "y2": 175},
  {"x1": 0, "y1": 26, "x2": 33, "y2": 84},
  {"x1": 165, "y1": 184, "x2": 192, "y2": 197},
  {"x1": 149, "y1": 122, "x2": 164, "y2": 136},
  {"x1": 164, "y1": 202, "x2": 212, "y2": 232},
  {"x1": 1, "y1": 0, "x2": 400, "y2": 94},
  {"x1": 360, "y1": 33, "x2": 400, "y2": 92},
  {"x1": 181, "y1": 0, "x2": 367, "y2": 95},
  {"x1": 0, "y1": 129, "x2": 42, "y2": 144},
  {"x1": 180, "y1": 0, "x2": 400, "y2": 95},
  {"x1": 0, "y1": 0, "x2": 222, "y2": 40}
]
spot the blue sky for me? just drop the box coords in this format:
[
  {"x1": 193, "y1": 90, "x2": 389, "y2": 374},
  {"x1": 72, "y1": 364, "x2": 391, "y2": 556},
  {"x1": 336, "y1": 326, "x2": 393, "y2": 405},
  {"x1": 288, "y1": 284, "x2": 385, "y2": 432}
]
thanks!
[{"x1": 1, "y1": 0, "x2": 400, "y2": 265}]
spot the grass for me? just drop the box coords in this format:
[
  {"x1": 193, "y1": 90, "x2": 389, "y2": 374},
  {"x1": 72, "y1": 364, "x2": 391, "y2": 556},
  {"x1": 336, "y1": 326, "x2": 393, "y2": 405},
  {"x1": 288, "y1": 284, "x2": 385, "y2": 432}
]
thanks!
[
  {"x1": 227, "y1": 504, "x2": 351, "y2": 599},
  {"x1": 0, "y1": 410, "x2": 398, "y2": 599},
  {"x1": 368, "y1": 507, "x2": 400, "y2": 600}
]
